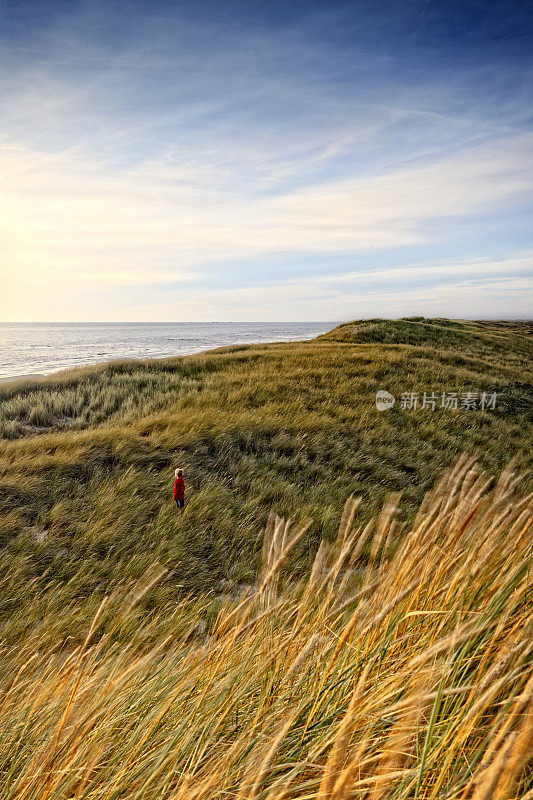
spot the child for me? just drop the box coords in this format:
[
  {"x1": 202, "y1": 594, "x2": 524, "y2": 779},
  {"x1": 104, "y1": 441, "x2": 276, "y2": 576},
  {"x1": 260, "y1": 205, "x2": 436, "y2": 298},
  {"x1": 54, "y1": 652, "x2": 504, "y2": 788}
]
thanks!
[{"x1": 173, "y1": 468, "x2": 185, "y2": 514}]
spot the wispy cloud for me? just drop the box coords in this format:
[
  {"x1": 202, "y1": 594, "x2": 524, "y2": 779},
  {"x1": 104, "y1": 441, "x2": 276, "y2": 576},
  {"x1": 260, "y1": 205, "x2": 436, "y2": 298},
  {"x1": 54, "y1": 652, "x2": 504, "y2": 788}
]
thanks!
[
  {"x1": 145, "y1": 256, "x2": 532, "y2": 323},
  {"x1": 2, "y1": 135, "x2": 530, "y2": 271},
  {"x1": 1, "y1": 0, "x2": 532, "y2": 320}
]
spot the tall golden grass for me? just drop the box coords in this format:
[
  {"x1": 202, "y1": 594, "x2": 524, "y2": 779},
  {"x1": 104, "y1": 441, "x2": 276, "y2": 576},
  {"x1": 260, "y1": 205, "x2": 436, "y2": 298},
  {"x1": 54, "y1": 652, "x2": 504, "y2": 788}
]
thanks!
[{"x1": 0, "y1": 455, "x2": 531, "y2": 799}]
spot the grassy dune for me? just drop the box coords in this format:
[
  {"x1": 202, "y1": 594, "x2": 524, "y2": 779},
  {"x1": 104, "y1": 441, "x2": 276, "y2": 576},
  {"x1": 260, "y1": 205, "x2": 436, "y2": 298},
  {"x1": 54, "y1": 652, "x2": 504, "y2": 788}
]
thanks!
[
  {"x1": 0, "y1": 317, "x2": 532, "y2": 795},
  {"x1": 0, "y1": 318, "x2": 531, "y2": 638},
  {"x1": 0, "y1": 456, "x2": 531, "y2": 798}
]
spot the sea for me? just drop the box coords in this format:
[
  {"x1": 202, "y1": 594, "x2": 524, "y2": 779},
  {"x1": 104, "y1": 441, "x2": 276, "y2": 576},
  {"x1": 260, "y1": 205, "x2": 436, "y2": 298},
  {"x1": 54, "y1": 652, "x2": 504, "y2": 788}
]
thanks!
[{"x1": 0, "y1": 322, "x2": 335, "y2": 380}]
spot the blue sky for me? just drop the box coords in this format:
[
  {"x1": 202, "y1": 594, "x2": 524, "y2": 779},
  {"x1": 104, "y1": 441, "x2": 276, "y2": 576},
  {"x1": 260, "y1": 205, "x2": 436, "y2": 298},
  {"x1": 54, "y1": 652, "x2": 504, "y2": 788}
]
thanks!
[{"x1": 1, "y1": 0, "x2": 532, "y2": 321}]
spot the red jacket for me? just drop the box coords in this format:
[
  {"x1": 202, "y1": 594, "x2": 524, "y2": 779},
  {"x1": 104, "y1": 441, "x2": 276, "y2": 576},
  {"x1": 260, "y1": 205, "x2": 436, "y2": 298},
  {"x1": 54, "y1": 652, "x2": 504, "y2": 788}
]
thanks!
[{"x1": 173, "y1": 476, "x2": 185, "y2": 500}]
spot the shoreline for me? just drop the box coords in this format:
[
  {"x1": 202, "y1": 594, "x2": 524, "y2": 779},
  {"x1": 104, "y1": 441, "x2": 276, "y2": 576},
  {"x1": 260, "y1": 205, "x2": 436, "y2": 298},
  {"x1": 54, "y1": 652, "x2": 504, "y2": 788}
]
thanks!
[
  {"x1": 0, "y1": 373, "x2": 45, "y2": 385},
  {"x1": 0, "y1": 327, "x2": 333, "y2": 386}
]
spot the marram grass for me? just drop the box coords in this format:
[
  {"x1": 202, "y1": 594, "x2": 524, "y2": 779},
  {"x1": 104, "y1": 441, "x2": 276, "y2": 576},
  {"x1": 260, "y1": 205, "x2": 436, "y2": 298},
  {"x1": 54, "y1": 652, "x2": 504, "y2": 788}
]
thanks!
[
  {"x1": 0, "y1": 455, "x2": 531, "y2": 799},
  {"x1": 1, "y1": 318, "x2": 532, "y2": 607}
]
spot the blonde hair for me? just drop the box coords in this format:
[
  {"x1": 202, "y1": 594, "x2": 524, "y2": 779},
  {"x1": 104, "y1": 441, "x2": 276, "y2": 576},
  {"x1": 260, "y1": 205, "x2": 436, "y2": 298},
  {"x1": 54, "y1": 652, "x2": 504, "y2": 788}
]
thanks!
[{"x1": 175, "y1": 468, "x2": 183, "y2": 478}]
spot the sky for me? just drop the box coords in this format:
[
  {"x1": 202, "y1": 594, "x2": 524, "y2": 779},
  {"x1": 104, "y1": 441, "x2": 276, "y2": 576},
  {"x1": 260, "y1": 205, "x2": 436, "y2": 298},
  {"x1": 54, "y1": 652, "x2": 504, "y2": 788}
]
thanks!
[{"x1": 1, "y1": 0, "x2": 532, "y2": 321}]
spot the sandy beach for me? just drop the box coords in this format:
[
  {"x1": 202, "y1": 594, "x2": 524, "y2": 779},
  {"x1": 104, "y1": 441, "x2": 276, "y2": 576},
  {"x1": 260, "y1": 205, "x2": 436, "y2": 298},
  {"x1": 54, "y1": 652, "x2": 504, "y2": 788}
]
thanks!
[{"x1": 0, "y1": 373, "x2": 44, "y2": 385}]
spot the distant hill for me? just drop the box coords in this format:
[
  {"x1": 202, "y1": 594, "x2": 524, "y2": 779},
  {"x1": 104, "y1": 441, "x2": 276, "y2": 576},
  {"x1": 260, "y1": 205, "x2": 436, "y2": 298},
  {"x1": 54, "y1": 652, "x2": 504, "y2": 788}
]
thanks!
[
  {"x1": 0, "y1": 318, "x2": 531, "y2": 640},
  {"x1": 319, "y1": 316, "x2": 533, "y2": 352}
]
